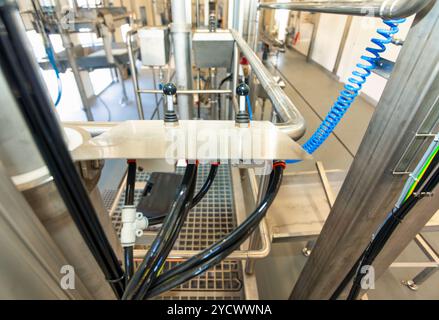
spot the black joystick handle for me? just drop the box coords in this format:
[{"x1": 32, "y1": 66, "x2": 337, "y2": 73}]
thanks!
[
  {"x1": 163, "y1": 83, "x2": 178, "y2": 123},
  {"x1": 235, "y1": 83, "x2": 250, "y2": 125},
  {"x1": 236, "y1": 83, "x2": 250, "y2": 97},
  {"x1": 163, "y1": 82, "x2": 177, "y2": 96}
]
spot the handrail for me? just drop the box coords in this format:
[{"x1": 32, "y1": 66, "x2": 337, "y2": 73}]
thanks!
[
  {"x1": 230, "y1": 29, "x2": 306, "y2": 140},
  {"x1": 258, "y1": 0, "x2": 435, "y2": 19}
]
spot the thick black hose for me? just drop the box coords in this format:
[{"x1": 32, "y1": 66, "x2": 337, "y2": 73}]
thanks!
[
  {"x1": 345, "y1": 165, "x2": 439, "y2": 300},
  {"x1": 0, "y1": 4, "x2": 125, "y2": 298},
  {"x1": 331, "y1": 154, "x2": 439, "y2": 300},
  {"x1": 217, "y1": 74, "x2": 232, "y2": 120},
  {"x1": 124, "y1": 247, "x2": 134, "y2": 286},
  {"x1": 190, "y1": 163, "x2": 219, "y2": 209},
  {"x1": 122, "y1": 164, "x2": 198, "y2": 300},
  {"x1": 123, "y1": 160, "x2": 137, "y2": 284},
  {"x1": 124, "y1": 160, "x2": 137, "y2": 206},
  {"x1": 144, "y1": 163, "x2": 285, "y2": 299}
]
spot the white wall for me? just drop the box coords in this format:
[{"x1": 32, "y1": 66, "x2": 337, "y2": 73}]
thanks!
[
  {"x1": 310, "y1": 14, "x2": 347, "y2": 72},
  {"x1": 336, "y1": 16, "x2": 414, "y2": 103},
  {"x1": 308, "y1": 13, "x2": 414, "y2": 104}
]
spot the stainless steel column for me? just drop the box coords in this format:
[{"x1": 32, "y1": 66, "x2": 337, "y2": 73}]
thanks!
[
  {"x1": 171, "y1": 0, "x2": 194, "y2": 120},
  {"x1": 0, "y1": 164, "x2": 91, "y2": 299},
  {"x1": 0, "y1": 61, "x2": 115, "y2": 299},
  {"x1": 126, "y1": 29, "x2": 145, "y2": 120},
  {"x1": 291, "y1": 1, "x2": 439, "y2": 300}
]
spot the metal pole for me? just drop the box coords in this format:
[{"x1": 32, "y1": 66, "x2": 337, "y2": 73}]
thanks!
[
  {"x1": 126, "y1": 29, "x2": 145, "y2": 120},
  {"x1": 171, "y1": 0, "x2": 194, "y2": 120},
  {"x1": 151, "y1": 68, "x2": 160, "y2": 119},
  {"x1": 138, "y1": 89, "x2": 232, "y2": 94},
  {"x1": 196, "y1": 0, "x2": 200, "y2": 28},
  {"x1": 61, "y1": 32, "x2": 94, "y2": 121}
]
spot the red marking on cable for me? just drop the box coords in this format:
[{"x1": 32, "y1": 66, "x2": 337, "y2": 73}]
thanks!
[{"x1": 273, "y1": 161, "x2": 286, "y2": 170}]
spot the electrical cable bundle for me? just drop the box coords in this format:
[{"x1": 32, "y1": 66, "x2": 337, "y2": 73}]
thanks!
[
  {"x1": 123, "y1": 163, "x2": 198, "y2": 300},
  {"x1": 331, "y1": 143, "x2": 439, "y2": 300},
  {"x1": 123, "y1": 160, "x2": 137, "y2": 284},
  {"x1": 190, "y1": 163, "x2": 219, "y2": 209},
  {"x1": 140, "y1": 161, "x2": 286, "y2": 299}
]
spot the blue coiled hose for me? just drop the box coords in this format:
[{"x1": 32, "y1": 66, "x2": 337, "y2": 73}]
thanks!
[
  {"x1": 45, "y1": 46, "x2": 62, "y2": 107},
  {"x1": 301, "y1": 19, "x2": 406, "y2": 155}
]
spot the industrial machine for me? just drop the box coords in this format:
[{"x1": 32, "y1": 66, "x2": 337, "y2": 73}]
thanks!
[{"x1": 0, "y1": 0, "x2": 438, "y2": 301}]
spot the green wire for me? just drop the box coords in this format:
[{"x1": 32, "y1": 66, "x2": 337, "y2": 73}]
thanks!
[{"x1": 403, "y1": 144, "x2": 439, "y2": 203}]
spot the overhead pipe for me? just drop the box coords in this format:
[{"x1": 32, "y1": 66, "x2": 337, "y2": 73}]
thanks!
[
  {"x1": 230, "y1": 29, "x2": 306, "y2": 140},
  {"x1": 258, "y1": 0, "x2": 435, "y2": 19}
]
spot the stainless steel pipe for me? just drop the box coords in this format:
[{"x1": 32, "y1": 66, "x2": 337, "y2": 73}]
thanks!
[
  {"x1": 138, "y1": 89, "x2": 232, "y2": 95},
  {"x1": 126, "y1": 29, "x2": 145, "y2": 120},
  {"x1": 231, "y1": 29, "x2": 306, "y2": 140},
  {"x1": 171, "y1": 0, "x2": 194, "y2": 120},
  {"x1": 258, "y1": 0, "x2": 435, "y2": 19}
]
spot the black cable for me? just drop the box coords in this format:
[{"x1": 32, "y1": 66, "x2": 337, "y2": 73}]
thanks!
[
  {"x1": 122, "y1": 164, "x2": 198, "y2": 300},
  {"x1": 331, "y1": 153, "x2": 439, "y2": 300},
  {"x1": 190, "y1": 163, "x2": 219, "y2": 209},
  {"x1": 144, "y1": 162, "x2": 285, "y2": 299},
  {"x1": 345, "y1": 163, "x2": 439, "y2": 300},
  {"x1": 123, "y1": 160, "x2": 137, "y2": 284},
  {"x1": 0, "y1": 4, "x2": 125, "y2": 298},
  {"x1": 217, "y1": 74, "x2": 232, "y2": 120},
  {"x1": 124, "y1": 160, "x2": 137, "y2": 206}
]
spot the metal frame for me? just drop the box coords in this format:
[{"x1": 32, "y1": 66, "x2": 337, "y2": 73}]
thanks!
[
  {"x1": 107, "y1": 166, "x2": 272, "y2": 261},
  {"x1": 126, "y1": 28, "x2": 232, "y2": 120},
  {"x1": 297, "y1": 162, "x2": 439, "y2": 290}
]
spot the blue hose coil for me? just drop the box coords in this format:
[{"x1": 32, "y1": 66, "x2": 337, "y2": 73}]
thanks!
[{"x1": 302, "y1": 19, "x2": 406, "y2": 155}]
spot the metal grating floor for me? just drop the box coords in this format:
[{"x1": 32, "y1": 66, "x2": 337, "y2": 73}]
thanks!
[{"x1": 104, "y1": 164, "x2": 244, "y2": 299}]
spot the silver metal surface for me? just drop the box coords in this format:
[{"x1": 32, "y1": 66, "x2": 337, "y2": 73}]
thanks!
[
  {"x1": 60, "y1": 30, "x2": 94, "y2": 121},
  {"x1": 193, "y1": 30, "x2": 235, "y2": 69},
  {"x1": 69, "y1": 120, "x2": 311, "y2": 162},
  {"x1": 171, "y1": 0, "x2": 193, "y2": 120},
  {"x1": 316, "y1": 161, "x2": 336, "y2": 208},
  {"x1": 231, "y1": 29, "x2": 306, "y2": 140},
  {"x1": 126, "y1": 29, "x2": 145, "y2": 120},
  {"x1": 0, "y1": 63, "x2": 49, "y2": 189},
  {"x1": 258, "y1": 0, "x2": 435, "y2": 19},
  {"x1": 267, "y1": 169, "x2": 347, "y2": 242},
  {"x1": 138, "y1": 26, "x2": 170, "y2": 66},
  {"x1": 0, "y1": 163, "x2": 91, "y2": 299}
]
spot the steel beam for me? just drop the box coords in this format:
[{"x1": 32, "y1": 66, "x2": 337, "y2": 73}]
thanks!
[{"x1": 290, "y1": 1, "x2": 439, "y2": 300}]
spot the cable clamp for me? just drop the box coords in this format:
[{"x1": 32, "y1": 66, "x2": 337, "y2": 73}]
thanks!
[
  {"x1": 390, "y1": 208, "x2": 403, "y2": 224},
  {"x1": 408, "y1": 173, "x2": 419, "y2": 182},
  {"x1": 413, "y1": 192, "x2": 434, "y2": 199}
]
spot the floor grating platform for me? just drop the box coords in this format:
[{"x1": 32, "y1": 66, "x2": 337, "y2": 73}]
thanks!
[{"x1": 103, "y1": 164, "x2": 244, "y2": 299}]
